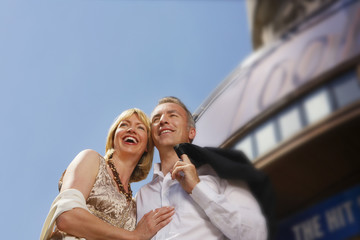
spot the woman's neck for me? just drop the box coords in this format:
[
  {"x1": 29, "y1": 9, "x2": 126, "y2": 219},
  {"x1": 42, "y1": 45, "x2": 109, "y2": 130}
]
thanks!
[{"x1": 111, "y1": 152, "x2": 137, "y2": 190}]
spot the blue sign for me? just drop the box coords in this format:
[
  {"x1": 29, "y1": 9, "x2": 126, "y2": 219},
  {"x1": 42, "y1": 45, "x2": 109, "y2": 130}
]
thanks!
[{"x1": 276, "y1": 185, "x2": 360, "y2": 240}]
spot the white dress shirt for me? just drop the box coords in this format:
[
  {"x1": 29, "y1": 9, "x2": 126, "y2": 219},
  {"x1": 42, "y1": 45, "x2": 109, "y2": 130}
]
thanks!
[{"x1": 136, "y1": 163, "x2": 267, "y2": 240}]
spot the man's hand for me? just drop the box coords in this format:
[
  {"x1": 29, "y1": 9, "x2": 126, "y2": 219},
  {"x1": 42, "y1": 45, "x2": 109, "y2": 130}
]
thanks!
[{"x1": 171, "y1": 154, "x2": 200, "y2": 194}]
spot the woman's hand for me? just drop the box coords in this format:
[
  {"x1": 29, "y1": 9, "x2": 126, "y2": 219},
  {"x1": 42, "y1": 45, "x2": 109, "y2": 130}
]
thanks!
[{"x1": 133, "y1": 207, "x2": 175, "y2": 240}]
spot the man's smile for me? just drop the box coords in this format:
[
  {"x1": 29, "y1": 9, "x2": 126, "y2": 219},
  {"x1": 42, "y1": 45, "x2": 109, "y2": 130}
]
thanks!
[{"x1": 159, "y1": 128, "x2": 174, "y2": 135}]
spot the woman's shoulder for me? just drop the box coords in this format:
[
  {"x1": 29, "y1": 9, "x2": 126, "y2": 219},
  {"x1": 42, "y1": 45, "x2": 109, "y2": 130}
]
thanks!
[
  {"x1": 72, "y1": 149, "x2": 102, "y2": 167},
  {"x1": 78, "y1": 149, "x2": 101, "y2": 158},
  {"x1": 60, "y1": 149, "x2": 103, "y2": 192}
]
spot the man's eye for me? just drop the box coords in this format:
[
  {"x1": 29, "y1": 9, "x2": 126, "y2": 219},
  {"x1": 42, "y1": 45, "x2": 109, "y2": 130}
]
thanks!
[{"x1": 152, "y1": 117, "x2": 159, "y2": 123}]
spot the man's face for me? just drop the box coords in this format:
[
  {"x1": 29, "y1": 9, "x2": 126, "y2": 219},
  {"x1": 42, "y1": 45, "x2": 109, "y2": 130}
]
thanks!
[{"x1": 151, "y1": 102, "x2": 195, "y2": 149}]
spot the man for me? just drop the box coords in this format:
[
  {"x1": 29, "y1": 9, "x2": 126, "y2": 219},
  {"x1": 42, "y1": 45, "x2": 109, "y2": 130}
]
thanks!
[{"x1": 136, "y1": 96, "x2": 268, "y2": 240}]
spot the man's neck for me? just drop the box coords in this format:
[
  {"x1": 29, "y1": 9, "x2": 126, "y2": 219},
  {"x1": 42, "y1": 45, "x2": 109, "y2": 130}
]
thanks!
[{"x1": 158, "y1": 146, "x2": 180, "y2": 175}]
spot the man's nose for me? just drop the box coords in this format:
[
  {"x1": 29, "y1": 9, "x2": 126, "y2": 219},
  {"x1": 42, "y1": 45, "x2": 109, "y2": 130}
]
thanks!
[{"x1": 159, "y1": 114, "x2": 168, "y2": 124}]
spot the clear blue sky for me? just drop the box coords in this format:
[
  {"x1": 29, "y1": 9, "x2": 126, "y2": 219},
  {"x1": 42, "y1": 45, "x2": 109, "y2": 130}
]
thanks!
[{"x1": 0, "y1": 0, "x2": 252, "y2": 239}]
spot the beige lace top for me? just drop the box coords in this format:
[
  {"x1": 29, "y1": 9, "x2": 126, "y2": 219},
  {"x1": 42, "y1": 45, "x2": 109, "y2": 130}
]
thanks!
[
  {"x1": 50, "y1": 156, "x2": 136, "y2": 239},
  {"x1": 87, "y1": 155, "x2": 136, "y2": 230}
]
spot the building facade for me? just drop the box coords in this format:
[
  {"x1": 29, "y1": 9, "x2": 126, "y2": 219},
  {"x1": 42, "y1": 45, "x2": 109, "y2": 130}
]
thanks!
[{"x1": 193, "y1": 0, "x2": 360, "y2": 239}]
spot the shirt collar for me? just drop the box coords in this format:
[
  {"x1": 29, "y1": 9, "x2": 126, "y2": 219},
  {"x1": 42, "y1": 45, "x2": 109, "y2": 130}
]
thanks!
[{"x1": 152, "y1": 163, "x2": 164, "y2": 180}]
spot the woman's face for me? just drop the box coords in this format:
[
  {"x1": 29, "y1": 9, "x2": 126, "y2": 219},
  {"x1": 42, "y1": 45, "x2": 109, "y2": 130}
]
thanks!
[{"x1": 113, "y1": 114, "x2": 148, "y2": 159}]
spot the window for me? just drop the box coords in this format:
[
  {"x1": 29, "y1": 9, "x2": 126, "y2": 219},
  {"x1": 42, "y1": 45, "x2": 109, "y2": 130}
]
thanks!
[
  {"x1": 278, "y1": 106, "x2": 303, "y2": 140},
  {"x1": 234, "y1": 135, "x2": 254, "y2": 160},
  {"x1": 332, "y1": 72, "x2": 360, "y2": 108},
  {"x1": 303, "y1": 88, "x2": 332, "y2": 124},
  {"x1": 255, "y1": 122, "x2": 277, "y2": 156}
]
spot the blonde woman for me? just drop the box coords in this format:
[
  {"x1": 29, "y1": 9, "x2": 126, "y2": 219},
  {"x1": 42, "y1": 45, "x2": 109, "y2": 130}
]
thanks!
[{"x1": 41, "y1": 108, "x2": 174, "y2": 240}]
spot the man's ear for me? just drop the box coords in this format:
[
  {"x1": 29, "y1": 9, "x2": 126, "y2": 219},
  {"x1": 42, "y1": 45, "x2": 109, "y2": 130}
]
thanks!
[{"x1": 188, "y1": 127, "x2": 196, "y2": 142}]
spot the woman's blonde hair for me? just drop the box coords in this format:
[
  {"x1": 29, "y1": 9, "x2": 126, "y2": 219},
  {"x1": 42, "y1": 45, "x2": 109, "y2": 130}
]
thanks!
[{"x1": 104, "y1": 108, "x2": 154, "y2": 183}]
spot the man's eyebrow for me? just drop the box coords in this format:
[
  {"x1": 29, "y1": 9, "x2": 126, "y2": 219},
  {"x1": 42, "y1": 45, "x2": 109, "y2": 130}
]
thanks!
[
  {"x1": 167, "y1": 110, "x2": 178, "y2": 114},
  {"x1": 151, "y1": 110, "x2": 179, "y2": 121},
  {"x1": 152, "y1": 113, "x2": 160, "y2": 120}
]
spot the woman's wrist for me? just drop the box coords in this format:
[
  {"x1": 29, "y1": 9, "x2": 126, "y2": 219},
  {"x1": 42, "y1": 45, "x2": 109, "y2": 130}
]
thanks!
[{"x1": 128, "y1": 229, "x2": 141, "y2": 240}]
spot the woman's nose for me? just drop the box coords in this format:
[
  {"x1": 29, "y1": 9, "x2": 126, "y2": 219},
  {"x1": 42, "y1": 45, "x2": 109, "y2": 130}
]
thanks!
[{"x1": 127, "y1": 127, "x2": 135, "y2": 133}]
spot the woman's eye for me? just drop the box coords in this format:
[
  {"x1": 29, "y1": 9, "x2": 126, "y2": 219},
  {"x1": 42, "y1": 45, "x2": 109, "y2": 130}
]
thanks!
[{"x1": 119, "y1": 123, "x2": 128, "y2": 127}]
